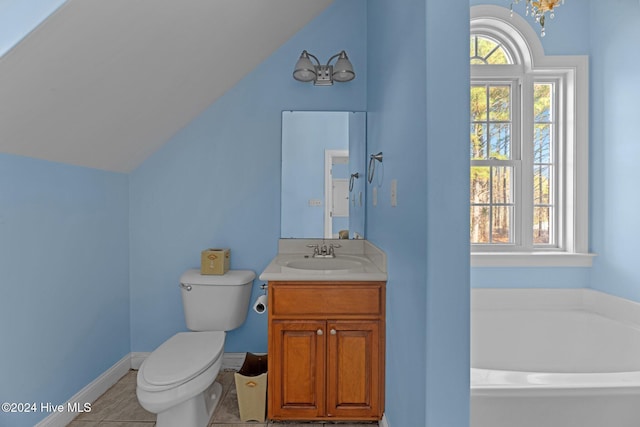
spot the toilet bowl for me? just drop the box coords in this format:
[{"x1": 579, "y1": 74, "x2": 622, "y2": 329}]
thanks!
[
  {"x1": 136, "y1": 269, "x2": 255, "y2": 427},
  {"x1": 137, "y1": 331, "x2": 225, "y2": 426}
]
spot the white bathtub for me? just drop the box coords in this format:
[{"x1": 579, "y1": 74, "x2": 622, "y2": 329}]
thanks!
[{"x1": 471, "y1": 289, "x2": 640, "y2": 427}]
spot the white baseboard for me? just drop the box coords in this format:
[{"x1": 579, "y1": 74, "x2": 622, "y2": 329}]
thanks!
[
  {"x1": 379, "y1": 413, "x2": 390, "y2": 427},
  {"x1": 34, "y1": 354, "x2": 131, "y2": 427}
]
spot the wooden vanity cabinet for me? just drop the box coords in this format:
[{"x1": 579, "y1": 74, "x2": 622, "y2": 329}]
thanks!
[{"x1": 267, "y1": 281, "x2": 386, "y2": 422}]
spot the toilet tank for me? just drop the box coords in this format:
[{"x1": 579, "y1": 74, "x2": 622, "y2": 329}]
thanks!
[{"x1": 179, "y1": 269, "x2": 255, "y2": 331}]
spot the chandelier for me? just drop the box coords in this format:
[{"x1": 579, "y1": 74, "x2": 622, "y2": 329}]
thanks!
[{"x1": 510, "y1": 0, "x2": 564, "y2": 37}]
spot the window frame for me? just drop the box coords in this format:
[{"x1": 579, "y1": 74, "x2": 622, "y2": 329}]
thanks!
[{"x1": 470, "y1": 5, "x2": 594, "y2": 267}]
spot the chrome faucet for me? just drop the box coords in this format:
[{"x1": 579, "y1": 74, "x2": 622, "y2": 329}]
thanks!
[{"x1": 307, "y1": 242, "x2": 341, "y2": 258}]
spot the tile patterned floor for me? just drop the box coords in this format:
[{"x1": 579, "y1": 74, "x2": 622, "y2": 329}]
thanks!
[{"x1": 68, "y1": 370, "x2": 377, "y2": 427}]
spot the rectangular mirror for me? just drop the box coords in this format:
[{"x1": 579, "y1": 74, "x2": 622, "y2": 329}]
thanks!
[{"x1": 281, "y1": 111, "x2": 366, "y2": 239}]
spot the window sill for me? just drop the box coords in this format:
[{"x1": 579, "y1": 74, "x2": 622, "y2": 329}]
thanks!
[{"x1": 471, "y1": 252, "x2": 596, "y2": 268}]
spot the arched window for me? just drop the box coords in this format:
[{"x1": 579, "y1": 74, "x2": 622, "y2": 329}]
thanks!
[{"x1": 470, "y1": 5, "x2": 592, "y2": 267}]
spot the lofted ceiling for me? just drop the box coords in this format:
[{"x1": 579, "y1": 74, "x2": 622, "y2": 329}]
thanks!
[{"x1": 0, "y1": 0, "x2": 333, "y2": 172}]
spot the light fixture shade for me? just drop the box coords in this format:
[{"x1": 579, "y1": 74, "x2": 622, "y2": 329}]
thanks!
[
  {"x1": 332, "y1": 51, "x2": 355, "y2": 82},
  {"x1": 293, "y1": 51, "x2": 317, "y2": 82}
]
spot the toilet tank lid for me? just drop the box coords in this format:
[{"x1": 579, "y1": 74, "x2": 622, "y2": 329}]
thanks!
[{"x1": 180, "y1": 269, "x2": 255, "y2": 286}]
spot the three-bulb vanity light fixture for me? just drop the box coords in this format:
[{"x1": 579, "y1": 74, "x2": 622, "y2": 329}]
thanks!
[{"x1": 293, "y1": 50, "x2": 355, "y2": 86}]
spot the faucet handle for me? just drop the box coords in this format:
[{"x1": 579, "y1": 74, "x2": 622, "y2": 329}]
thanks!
[{"x1": 328, "y1": 243, "x2": 341, "y2": 256}]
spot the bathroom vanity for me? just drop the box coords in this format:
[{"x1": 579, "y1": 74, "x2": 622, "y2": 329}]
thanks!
[{"x1": 260, "y1": 239, "x2": 387, "y2": 422}]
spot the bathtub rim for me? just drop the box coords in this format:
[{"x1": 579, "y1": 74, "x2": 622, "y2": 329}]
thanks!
[
  {"x1": 472, "y1": 367, "x2": 640, "y2": 395},
  {"x1": 471, "y1": 288, "x2": 640, "y2": 395}
]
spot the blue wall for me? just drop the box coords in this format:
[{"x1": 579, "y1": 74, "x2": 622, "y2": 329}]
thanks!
[
  {"x1": 424, "y1": 1, "x2": 471, "y2": 426},
  {"x1": 0, "y1": 155, "x2": 129, "y2": 427},
  {"x1": 366, "y1": 0, "x2": 470, "y2": 425},
  {"x1": 129, "y1": 0, "x2": 367, "y2": 354},
  {"x1": 589, "y1": 0, "x2": 640, "y2": 302}
]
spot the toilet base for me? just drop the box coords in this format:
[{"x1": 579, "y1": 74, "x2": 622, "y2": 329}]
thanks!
[{"x1": 155, "y1": 381, "x2": 223, "y2": 427}]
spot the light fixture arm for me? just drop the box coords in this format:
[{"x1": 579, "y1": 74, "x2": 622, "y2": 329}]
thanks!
[
  {"x1": 305, "y1": 50, "x2": 321, "y2": 66},
  {"x1": 325, "y1": 52, "x2": 342, "y2": 67}
]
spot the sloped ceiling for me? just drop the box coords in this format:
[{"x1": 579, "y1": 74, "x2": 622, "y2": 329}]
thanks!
[{"x1": 0, "y1": 0, "x2": 333, "y2": 172}]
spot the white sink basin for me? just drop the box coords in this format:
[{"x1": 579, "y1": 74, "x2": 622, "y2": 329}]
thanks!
[
  {"x1": 258, "y1": 240, "x2": 388, "y2": 282},
  {"x1": 278, "y1": 256, "x2": 366, "y2": 274}
]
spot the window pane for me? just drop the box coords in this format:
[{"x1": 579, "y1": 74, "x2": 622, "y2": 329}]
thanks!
[
  {"x1": 487, "y1": 48, "x2": 509, "y2": 65},
  {"x1": 471, "y1": 123, "x2": 488, "y2": 159},
  {"x1": 533, "y1": 165, "x2": 551, "y2": 205},
  {"x1": 533, "y1": 206, "x2": 552, "y2": 244},
  {"x1": 471, "y1": 84, "x2": 512, "y2": 161},
  {"x1": 534, "y1": 124, "x2": 551, "y2": 163},
  {"x1": 492, "y1": 166, "x2": 513, "y2": 204},
  {"x1": 471, "y1": 85, "x2": 487, "y2": 121},
  {"x1": 489, "y1": 86, "x2": 510, "y2": 121},
  {"x1": 534, "y1": 83, "x2": 552, "y2": 122},
  {"x1": 471, "y1": 206, "x2": 490, "y2": 244},
  {"x1": 489, "y1": 123, "x2": 511, "y2": 159},
  {"x1": 492, "y1": 206, "x2": 513, "y2": 243},
  {"x1": 470, "y1": 166, "x2": 490, "y2": 203},
  {"x1": 471, "y1": 165, "x2": 515, "y2": 244},
  {"x1": 470, "y1": 79, "x2": 518, "y2": 247},
  {"x1": 476, "y1": 36, "x2": 497, "y2": 60},
  {"x1": 470, "y1": 35, "x2": 512, "y2": 65}
]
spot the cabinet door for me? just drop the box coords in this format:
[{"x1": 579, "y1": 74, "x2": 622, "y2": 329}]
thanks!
[
  {"x1": 326, "y1": 321, "x2": 382, "y2": 418},
  {"x1": 269, "y1": 320, "x2": 326, "y2": 419}
]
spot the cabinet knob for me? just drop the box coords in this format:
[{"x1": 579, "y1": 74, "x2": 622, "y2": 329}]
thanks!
[
  {"x1": 317, "y1": 329, "x2": 323, "y2": 336},
  {"x1": 330, "y1": 329, "x2": 337, "y2": 335}
]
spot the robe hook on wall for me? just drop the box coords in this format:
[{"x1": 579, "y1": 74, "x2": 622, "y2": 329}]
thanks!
[{"x1": 368, "y1": 152, "x2": 383, "y2": 183}]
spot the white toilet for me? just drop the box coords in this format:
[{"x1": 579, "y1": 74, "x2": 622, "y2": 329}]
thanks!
[{"x1": 136, "y1": 269, "x2": 255, "y2": 427}]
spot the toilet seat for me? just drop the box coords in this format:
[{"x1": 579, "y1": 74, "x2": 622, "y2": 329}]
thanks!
[{"x1": 139, "y1": 331, "x2": 225, "y2": 391}]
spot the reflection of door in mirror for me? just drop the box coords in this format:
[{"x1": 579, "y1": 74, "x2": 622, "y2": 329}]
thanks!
[
  {"x1": 281, "y1": 111, "x2": 366, "y2": 239},
  {"x1": 324, "y1": 150, "x2": 349, "y2": 238}
]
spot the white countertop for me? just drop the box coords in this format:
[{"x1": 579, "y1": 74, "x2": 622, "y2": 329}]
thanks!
[{"x1": 259, "y1": 239, "x2": 387, "y2": 282}]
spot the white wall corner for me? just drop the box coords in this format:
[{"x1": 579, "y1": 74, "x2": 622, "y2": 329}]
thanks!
[{"x1": 379, "y1": 413, "x2": 390, "y2": 427}]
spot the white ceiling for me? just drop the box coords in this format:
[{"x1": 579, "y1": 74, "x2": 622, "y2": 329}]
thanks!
[{"x1": 0, "y1": 0, "x2": 333, "y2": 172}]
